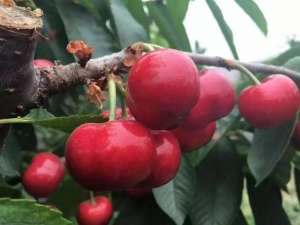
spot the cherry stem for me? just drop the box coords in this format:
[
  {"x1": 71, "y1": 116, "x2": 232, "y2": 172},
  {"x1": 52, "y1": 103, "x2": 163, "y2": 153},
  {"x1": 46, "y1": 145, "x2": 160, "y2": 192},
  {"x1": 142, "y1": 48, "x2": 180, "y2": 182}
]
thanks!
[
  {"x1": 115, "y1": 82, "x2": 128, "y2": 119},
  {"x1": 143, "y1": 43, "x2": 164, "y2": 52},
  {"x1": 108, "y1": 192, "x2": 112, "y2": 202},
  {"x1": 120, "y1": 96, "x2": 127, "y2": 119},
  {"x1": 108, "y1": 74, "x2": 117, "y2": 121},
  {"x1": 89, "y1": 191, "x2": 96, "y2": 205},
  {"x1": 227, "y1": 60, "x2": 261, "y2": 85}
]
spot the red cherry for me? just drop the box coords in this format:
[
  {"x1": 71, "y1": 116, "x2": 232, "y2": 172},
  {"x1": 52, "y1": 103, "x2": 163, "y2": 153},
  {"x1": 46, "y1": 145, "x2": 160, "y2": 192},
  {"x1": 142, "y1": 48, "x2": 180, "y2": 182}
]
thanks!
[
  {"x1": 127, "y1": 49, "x2": 200, "y2": 130},
  {"x1": 126, "y1": 187, "x2": 152, "y2": 198},
  {"x1": 172, "y1": 122, "x2": 216, "y2": 152},
  {"x1": 238, "y1": 75, "x2": 300, "y2": 129},
  {"x1": 77, "y1": 196, "x2": 113, "y2": 225},
  {"x1": 33, "y1": 59, "x2": 54, "y2": 68},
  {"x1": 22, "y1": 152, "x2": 65, "y2": 198},
  {"x1": 292, "y1": 122, "x2": 300, "y2": 149},
  {"x1": 183, "y1": 69, "x2": 235, "y2": 128},
  {"x1": 140, "y1": 130, "x2": 181, "y2": 188},
  {"x1": 65, "y1": 121, "x2": 156, "y2": 190}
]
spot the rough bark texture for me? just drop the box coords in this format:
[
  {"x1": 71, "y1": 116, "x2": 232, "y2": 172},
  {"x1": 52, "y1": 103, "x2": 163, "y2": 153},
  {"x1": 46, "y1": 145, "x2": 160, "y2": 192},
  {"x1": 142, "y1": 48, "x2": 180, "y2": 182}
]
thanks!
[
  {"x1": 0, "y1": 4, "x2": 42, "y2": 147},
  {"x1": 0, "y1": 4, "x2": 42, "y2": 117}
]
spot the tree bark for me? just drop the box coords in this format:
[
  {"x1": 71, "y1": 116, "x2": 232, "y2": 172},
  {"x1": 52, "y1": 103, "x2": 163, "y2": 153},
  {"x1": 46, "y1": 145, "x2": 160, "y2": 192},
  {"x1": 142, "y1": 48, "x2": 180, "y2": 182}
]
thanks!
[{"x1": 0, "y1": 4, "x2": 42, "y2": 147}]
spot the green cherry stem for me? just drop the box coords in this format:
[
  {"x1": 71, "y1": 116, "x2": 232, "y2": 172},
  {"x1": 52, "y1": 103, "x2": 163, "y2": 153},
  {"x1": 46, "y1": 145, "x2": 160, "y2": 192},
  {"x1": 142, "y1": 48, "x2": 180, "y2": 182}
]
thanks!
[
  {"x1": 227, "y1": 60, "x2": 261, "y2": 85},
  {"x1": 108, "y1": 192, "x2": 112, "y2": 202},
  {"x1": 120, "y1": 95, "x2": 127, "y2": 119},
  {"x1": 115, "y1": 82, "x2": 128, "y2": 119},
  {"x1": 108, "y1": 74, "x2": 117, "y2": 121},
  {"x1": 89, "y1": 191, "x2": 96, "y2": 205},
  {"x1": 143, "y1": 43, "x2": 164, "y2": 52}
]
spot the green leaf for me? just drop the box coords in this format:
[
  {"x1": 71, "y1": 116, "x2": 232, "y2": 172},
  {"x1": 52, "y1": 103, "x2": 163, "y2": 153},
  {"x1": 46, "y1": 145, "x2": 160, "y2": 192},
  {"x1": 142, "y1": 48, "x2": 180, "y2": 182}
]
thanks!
[
  {"x1": 247, "y1": 176, "x2": 291, "y2": 225},
  {"x1": 271, "y1": 147, "x2": 294, "y2": 189},
  {"x1": 0, "y1": 198, "x2": 72, "y2": 225},
  {"x1": 206, "y1": 0, "x2": 239, "y2": 59},
  {"x1": 126, "y1": 0, "x2": 150, "y2": 31},
  {"x1": 0, "y1": 109, "x2": 106, "y2": 133},
  {"x1": 153, "y1": 156, "x2": 196, "y2": 225},
  {"x1": 285, "y1": 56, "x2": 300, "y2": 72},
  {"x1": 12, "y1": 124, "x2": 37, "y2": 152},
  {"x1": 232, "y1": 211, "x2": 249, "y2": 225},
  {"x1": 146, "y1": 1, "x2": 191, "y2": 51},
  {"x1": 293, "y1": 151, "x2": 300, "y2": 170},
  {"x1": 268, "y1": 44, "x2": 300, "y2": 66},
  {"x1": 190, "y1": 139, "x2": 243, "y2": 225},
  {"x1": 55, "y1": 0, "x2": 115, "y2": 57},
  {"x1": 283, "y1": 56, "x2": 300, "y2": 87},
  {"x1": 295, "y1": 168, "x2": 300, "y2": 205},
  {"x1": 74, "y1": 0, "x2": 103, "y2": 21},
  {"x1": 235, "y1": 0, "x2": 268, "y2": 36},
  {"x1": 166, "y1": 0, "x2": 189, "y2": 22},
  {"x1": 0, "y1": 130, "x2": 21, "y2": 178},
  {"x1": 35, "y1": 0, "x2": 74, "y2": 63},
  {"x1": 48, "y1": 176, "x2": 88, "y2": 218},
  {"x1": 110, "y1": 0, "x2": 148, "y2": 48},
  {"x1": 187, "y1": 109, "x2": 241, "y2": 167},
  {"x1": 247, "y1": 114, "x2": 298, "y2": 185},
  {"x1": 35, "y1": 126, "x2": 68, "y2": 155},
  {"x1": 114, "y1": 194, "x2": 174, "y2": 225},
  {"x1": 91, "y1": 0, "x2": 111, "y2": 22},
  {"x1": 0, "y1": 178, "x2": 21, "y2": 198}
]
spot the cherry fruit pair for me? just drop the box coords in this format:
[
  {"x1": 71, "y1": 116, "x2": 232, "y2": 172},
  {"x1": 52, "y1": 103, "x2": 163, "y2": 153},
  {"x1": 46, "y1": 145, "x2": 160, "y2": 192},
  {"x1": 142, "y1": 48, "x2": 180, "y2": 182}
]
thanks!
[
  {"x1": 127, "y1": 49, "x2": 235, "y2": 151},
  {"x1": 65, "y1": 120, "x2": 181, "y2": 191}
]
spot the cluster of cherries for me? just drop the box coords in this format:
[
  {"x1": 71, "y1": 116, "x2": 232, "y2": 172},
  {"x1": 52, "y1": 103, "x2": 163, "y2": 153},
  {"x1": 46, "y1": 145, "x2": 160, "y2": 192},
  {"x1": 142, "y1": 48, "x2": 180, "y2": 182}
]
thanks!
[{"x1": 23, "y1": 49, "x2": 300, "y2": 225}]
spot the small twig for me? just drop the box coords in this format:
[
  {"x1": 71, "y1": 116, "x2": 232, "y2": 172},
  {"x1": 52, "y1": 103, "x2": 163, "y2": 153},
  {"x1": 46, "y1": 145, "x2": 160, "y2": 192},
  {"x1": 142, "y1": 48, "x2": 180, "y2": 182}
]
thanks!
[{"x1": 186, "y1": 53, "x2": 300, "y2": 83}]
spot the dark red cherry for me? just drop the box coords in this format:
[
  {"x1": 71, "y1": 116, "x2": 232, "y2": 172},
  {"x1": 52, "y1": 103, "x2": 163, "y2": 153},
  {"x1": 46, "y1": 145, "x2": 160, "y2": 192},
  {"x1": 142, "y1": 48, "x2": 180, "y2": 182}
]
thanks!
[
  {"x1": 65, "y1": 121, "x2": 156, "y2": 190},
  {"x1": 76, "y1": 196, "x2": 113, "y2": 225},
  {"x1": 22, "y1": 152, "x2": 65, "y2": 198},
  {"x1": 239, "y1": 75, "x2": 300, "y2": 129},
  {"x1": 126, "y1": 187, "x2": 152, "y2": 198},
  {"x1": 140, "y1": 130, "x2": 181, "y2": 188},
  {"x1": 127, "y1": 49, "x2": 200, "y2": 130},
  {"x1": 172, "y1": 122, "x2": 216, "y2": 152},
  {"x1": 182, "y1": 69, "x2": 235, "y2": 128}
]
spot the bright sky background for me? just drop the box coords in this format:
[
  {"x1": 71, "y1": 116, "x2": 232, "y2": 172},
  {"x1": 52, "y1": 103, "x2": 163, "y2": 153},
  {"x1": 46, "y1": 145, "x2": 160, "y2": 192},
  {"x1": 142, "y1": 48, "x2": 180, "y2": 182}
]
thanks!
[{"x1": 184, "y1": 0, "x2": 300, "y2": 61}]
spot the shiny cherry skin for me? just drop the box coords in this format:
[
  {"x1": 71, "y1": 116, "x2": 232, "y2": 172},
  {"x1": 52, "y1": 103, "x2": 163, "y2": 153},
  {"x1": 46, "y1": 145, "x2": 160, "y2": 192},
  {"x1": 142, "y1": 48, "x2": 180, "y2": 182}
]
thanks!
[
  {"x1": 126, "y1": 187, "x2": 152, "y2": 198},
  {"x1": 22, "y1": 152, "x2": 65, "y2": 198},
  {"x1": 172, "y1": 122, "x2": 216, "y2": 152},
  {"x1": 238, "y1": 75, "x2": 300, "y2": 129},
  {"x1": 77, "y1": 196, "x2": 113, "y2": 225},
  {"x1": 183, "y1": 69, "x2": 235, "y2": 128},
  {"x1": 292, "y1": 122, "x2": 300, "y2": 149},
  {"x1": 127, "y1": 49, "x2": 200, "y2": 130},
  {"x1": 65, "y1": 121, "x2": 156, "y2": 191},
  {"x1": 139, "y1": 130, "x2": 181, "y2": 188},
  {"x1": 33, "y1": 59, "x2": 54, "y2": 68}
]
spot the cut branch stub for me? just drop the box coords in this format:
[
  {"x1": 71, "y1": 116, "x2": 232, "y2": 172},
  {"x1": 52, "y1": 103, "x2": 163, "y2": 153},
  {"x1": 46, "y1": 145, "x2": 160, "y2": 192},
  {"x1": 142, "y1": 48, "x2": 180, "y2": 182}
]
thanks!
[
  {"x1": 0, "y1": 4, "x2": 42, "y2": 29},
  {"x1": 0, "y1": 4, "x2": 43, "y2": 118}
]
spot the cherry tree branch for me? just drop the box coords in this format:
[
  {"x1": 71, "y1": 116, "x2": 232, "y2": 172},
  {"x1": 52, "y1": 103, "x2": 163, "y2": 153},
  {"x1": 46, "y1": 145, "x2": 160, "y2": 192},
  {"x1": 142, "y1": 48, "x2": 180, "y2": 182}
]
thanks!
[
  {"x1": 39, "y1": 50, "x2": 300, "y2": 102},
  {"x1": 186, "y1": 53, "x2": 300, "y2": 82}
]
